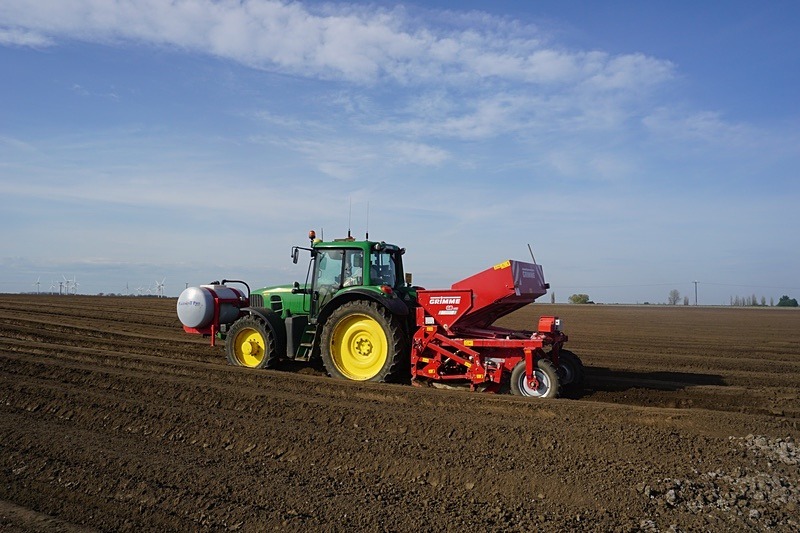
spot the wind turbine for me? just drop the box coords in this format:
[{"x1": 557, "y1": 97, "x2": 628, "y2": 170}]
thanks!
[
  {"x1": 49, "y1": 280, "x2": 58, "y2": 295},
  {"x1": 33, "y1": 277, "x2": 41, "y2": 294},
  {"x1": 155, "y1": 278, "x2": 166, "y2": 298},
  {"x1": 62, "y1": 276, "x2": 71, "y2": 296},
  {"x1": 71, "y1": 276, "x2": 79, "y2": 295}
]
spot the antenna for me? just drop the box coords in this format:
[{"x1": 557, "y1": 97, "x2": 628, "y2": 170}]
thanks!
[
  {"x1": 366, "y1": 201, "x2": 370, "y2": 240},
  {"x1": 527, "y1": 243, "x2": 537, "y2": 264},
  {"x1": 348, "y1": 197, "x2": 352, "y2": 239}
]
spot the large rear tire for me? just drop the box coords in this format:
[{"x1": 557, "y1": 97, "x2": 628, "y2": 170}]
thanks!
[
  {"x1": 510, "y1": 359, "x2": 560, "y2": 399},
  {"x1": 320, "y1": 300, "x2": 405, "y2": 382},
  {"x1": 225, "y1": 315, "x2": 279, "y2": 369}
]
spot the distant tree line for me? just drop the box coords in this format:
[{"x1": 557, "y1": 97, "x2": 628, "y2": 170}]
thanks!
[
  {"x1": 730, "y1": 294, "x2": 767, "y2": 307},
  {"x1": 729, "y1": 294, "x2": 798, "y2": 307},
  {"x1": 565, "y1": 291, "x2": 798, "y2": 306}
]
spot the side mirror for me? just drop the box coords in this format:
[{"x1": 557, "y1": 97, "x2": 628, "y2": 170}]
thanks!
[
  {"x1": 405, "y1": 273, "x2": 413, "y2": 286},
  {"x1": 292, "y1": 247, "x2": 299, "y2": 264},
  {"x1": 291, "y1": 281, "x2": 301, "y2": 294}
]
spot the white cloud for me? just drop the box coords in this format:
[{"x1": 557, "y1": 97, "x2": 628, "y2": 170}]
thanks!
[
  {"x1": 642, "y1": 107, "x2": 752, "y2": 146},
  {"x1": 583, "y1": 53, "x2": 674, "y2": 91},
  {"x1": 390, "y1": 141, "x2": 449, "y2": 166},
  {"x1": 0, "y1": 135, "x2": 37, "y2": 152},
  {"x1": 0, "y1": 27, "x2": 51, "y2": 47},
  {"x1": 0, "y1": 0, "x2": 673, "y2": 92},
  {"x1": 268, "y1": 137, "x2": 378, "y2": 180},
  {"x1": 1, "y1": 0, "x2": 682, "y2": 154},
  {"x1": 375, "y1": 92, "x2": 532, "y2": 140},
  {"x1": 0, "y1": 130, "x2": 326, "y2": 219},
  {"x1": 251, "y1": 111, "x2": 327, "y2": 133}
]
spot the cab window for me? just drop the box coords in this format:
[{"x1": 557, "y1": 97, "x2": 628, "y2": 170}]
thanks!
[
  {"x1": 342, "y1": 250, "x2": 364, "y2": 287},
  {"x1": 314, "y1": 249, "x2": 364, "y2": 289},
  {"x1": 314, "y1": 249, "x2": 343, "y2": 288},
  {"x1": 370, "y1": 251, "x2": 397, "y2": 287}
]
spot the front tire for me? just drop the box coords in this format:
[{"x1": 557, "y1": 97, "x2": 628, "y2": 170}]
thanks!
[
  {"x1": 510, "y1": 359, "x2": 560, "y2": 399},
  {"x1": 225, "y1": 315, "x2": 278, "y2": 369},
  {"x1": 320, "y1": 300, "x2": 405, "y2": 382}
]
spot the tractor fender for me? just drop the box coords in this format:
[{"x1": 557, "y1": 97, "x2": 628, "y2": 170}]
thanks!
[
  {"x1": 316, "y1": 289, "x2": 409, "y2": 329},
  {"x1": 239, "y1": 307, "x2": 288, "y2": 357}
]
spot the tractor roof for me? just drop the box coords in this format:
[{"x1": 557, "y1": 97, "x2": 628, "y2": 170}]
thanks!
[{"x1": 312, "y1": 237, "x2": 402, "y2": 253}]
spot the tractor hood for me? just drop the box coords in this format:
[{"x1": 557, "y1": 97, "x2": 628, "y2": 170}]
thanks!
[{"x1": 251, "y1": 284, "x2": 310, "y2": 319}]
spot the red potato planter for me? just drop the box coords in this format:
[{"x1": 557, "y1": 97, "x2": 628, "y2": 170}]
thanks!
[{"x1": 411, "y1": 260, "x2": 579, "y2": 398}]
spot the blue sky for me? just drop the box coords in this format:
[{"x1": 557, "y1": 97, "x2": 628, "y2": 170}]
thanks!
[{"x1": 1, "y1": 0, "x2": 798, "y2": 304}]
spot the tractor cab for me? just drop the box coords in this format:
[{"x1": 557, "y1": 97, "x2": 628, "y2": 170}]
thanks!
[
  {"x1": 295, "y1": 231, "x2": 410, "y2": 319},
  {"x1": 310, "y1": 242, "x2": 402, "y2": 288}
]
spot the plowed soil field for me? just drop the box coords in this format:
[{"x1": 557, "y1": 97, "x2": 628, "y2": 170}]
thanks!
[{"x1": 1, "y1": 295, "x2": 798, "y2": 531}]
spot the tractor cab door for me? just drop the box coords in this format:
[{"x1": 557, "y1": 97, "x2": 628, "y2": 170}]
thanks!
[{"x1": 311, "y1": 248, "x2": 364, "y2": 317}]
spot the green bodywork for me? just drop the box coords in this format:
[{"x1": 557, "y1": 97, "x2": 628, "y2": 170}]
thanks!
[{"x1": 253, "y1": 284, "x2": 308, "y2": 319}]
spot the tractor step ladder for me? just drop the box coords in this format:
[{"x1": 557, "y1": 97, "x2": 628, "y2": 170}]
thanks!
[{"x1": 294, "y1": 324, "x2": 317, "y2": 361}]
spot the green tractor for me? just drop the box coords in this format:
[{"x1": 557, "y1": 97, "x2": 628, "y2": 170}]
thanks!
[{"x1": 178, "y1": 230, "x2": 416, "y2": 382}]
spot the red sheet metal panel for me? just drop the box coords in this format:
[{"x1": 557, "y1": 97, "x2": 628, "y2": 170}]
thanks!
[
  {"x1": 450, "y1": 260, "x2": 548, "y2": 329},
  {"x1": 416, "y1": 289, "x2": 473, "y2": 331}
]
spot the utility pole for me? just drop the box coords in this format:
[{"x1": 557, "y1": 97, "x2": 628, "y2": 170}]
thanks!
[{"x1": 693, "y1": 280, "x2": 698, "y2": 306}]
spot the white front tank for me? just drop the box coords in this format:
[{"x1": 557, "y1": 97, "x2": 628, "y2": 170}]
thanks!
[{"x1": 177, "y1": 285, "x2": 243, "y2": 328}]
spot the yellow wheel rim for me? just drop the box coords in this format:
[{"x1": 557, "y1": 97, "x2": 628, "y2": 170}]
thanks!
[
  {"x1": 232, "y1": 327, "x2": 265, "y2": 367},
  {"x1": 329, "y1": 313, "x2": 388, "y2": 380}
]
